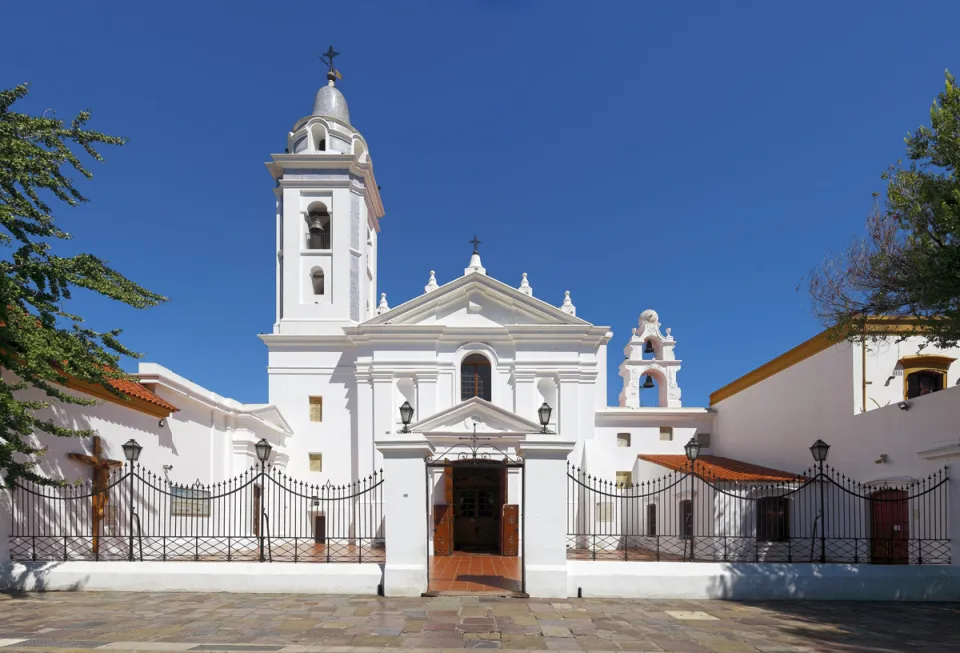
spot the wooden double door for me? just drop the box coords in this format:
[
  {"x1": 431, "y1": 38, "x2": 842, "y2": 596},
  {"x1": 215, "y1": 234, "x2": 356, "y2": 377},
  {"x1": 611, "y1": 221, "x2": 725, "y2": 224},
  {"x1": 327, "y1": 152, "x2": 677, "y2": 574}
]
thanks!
[{"x1": 433, "y1": 463, "x2": 519, "y2": 556}]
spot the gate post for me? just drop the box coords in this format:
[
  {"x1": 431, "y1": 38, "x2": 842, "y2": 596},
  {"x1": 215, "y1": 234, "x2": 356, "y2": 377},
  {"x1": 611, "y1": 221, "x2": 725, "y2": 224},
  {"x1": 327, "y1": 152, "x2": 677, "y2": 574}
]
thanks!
[
  {"x1": 376, "y1": 434, "x2": 434, "y2": 597},
  {"x1": 517, "y1": 437, "x2": 575, "y2": 598}
]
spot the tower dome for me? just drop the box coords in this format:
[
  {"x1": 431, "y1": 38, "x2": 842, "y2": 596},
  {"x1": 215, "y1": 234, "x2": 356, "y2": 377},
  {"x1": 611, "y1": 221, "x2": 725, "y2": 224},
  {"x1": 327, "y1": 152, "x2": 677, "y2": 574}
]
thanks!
[{"x1": 312, "y1": 72, "x2": 350, "y2": 124}]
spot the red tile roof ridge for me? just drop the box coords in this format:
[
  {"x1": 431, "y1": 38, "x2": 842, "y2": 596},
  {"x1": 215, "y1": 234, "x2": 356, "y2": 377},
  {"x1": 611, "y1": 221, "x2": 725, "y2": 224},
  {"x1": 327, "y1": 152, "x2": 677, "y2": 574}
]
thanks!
[{"x1": 638, "y1": 453, "x2": 804, "y2": 482}]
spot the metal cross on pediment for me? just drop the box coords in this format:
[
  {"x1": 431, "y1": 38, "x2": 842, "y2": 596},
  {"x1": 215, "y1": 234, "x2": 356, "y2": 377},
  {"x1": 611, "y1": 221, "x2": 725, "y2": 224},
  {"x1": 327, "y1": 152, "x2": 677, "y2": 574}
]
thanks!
[
  {"x1": 320, "y1": 45, "x2": 340, "y2": 74},
  {"x1": 68, "y1": 435, "x2": 124, "y2": 557},
  {"x1": 469, "y1": 235, "x2": 482, "y2": 254}
]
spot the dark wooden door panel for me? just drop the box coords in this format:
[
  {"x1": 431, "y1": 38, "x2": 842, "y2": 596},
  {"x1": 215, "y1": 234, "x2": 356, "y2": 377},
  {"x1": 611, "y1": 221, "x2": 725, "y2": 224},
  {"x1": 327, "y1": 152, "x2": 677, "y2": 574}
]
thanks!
[
  {"x1": 434, "y1": 504, "x2": 452, "y2": 556},
  {"x1": 871, "y1": 489, "x2": 909, "y2": 564},
  {"x1": 501, "y1": 504, "x2": 519, "y2": 557}
]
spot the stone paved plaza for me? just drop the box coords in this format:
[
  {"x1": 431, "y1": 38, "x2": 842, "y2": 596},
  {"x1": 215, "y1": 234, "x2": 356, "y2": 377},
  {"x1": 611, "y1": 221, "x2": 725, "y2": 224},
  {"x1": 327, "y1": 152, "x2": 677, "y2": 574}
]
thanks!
[{"x1": 0, "y1": 592, "x2": 957, "y2": 653}]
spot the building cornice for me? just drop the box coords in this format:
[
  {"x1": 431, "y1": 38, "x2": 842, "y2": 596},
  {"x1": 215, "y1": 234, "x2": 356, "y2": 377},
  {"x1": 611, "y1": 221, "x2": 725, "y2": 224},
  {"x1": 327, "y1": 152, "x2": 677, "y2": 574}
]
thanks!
[
  {"x1": 267, "y1": 153, "x2": 385, "y2": 225},
  {"x1": 137, "y1": 364, "x2": 293, "y2": 438},
  {"x1": 918, "y1": 442, "x2": 960, "y2": 461},
  {"x1": 709, "y1": 318, "x2": 927, "y2": 406},
  {"x1": 595, "y1": 407, "x2": 716, "y2": 424}
]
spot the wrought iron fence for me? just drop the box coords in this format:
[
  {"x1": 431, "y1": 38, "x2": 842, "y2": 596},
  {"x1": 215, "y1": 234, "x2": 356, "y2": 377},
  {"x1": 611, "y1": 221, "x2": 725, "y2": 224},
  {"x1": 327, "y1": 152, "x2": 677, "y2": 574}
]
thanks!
[
  {"x1": 9, "y1": 463, "x2": 385, "y2": 563},
  {"x1": 567, "y1": 462, "x2": 949, "y2": 564}
]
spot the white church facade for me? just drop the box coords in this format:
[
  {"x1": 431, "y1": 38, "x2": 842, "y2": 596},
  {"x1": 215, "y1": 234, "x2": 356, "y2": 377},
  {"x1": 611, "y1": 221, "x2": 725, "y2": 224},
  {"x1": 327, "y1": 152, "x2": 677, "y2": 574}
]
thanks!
[{"x1": 2, "y1": 63, "x2": 960, "y2": 600}]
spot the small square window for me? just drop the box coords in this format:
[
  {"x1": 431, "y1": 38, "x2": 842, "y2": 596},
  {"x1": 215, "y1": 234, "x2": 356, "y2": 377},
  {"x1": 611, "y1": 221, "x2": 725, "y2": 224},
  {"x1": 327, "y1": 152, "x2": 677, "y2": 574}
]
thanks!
[
  {"x1": 616, "y1": 433, "x2": 631, "y2": 447},
  {"x1": 660, "y1": 426, "x2": 673, "y2": 441},
  {"x1": 697, "y1": 433, "x2": 711, "y2": 448},
  {"x1": 309, "y1": 396, "x2": 323, "y2": 422},
  {"x1": 309, "y1": 453, "x2": 323, "y2": 472},
  {"x1": 616, "y1": 471, "x2": 632, "y2": 487}
]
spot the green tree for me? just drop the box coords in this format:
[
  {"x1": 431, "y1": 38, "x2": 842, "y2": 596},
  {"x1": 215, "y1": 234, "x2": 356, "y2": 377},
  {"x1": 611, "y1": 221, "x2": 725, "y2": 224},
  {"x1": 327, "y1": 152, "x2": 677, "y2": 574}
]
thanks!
[
  {"x1": 810, "y1": 71, "x2": 960, "y2": 347},
  {"x1": 0, "y1": 83, "x2": 166, "y2": 484}
]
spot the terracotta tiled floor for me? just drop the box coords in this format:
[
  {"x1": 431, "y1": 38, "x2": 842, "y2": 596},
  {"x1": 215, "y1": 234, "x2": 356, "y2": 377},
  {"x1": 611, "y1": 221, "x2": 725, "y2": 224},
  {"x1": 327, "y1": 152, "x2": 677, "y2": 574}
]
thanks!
[{"x1": 428, "y1": 552, "x2": 522, "y2": 594}]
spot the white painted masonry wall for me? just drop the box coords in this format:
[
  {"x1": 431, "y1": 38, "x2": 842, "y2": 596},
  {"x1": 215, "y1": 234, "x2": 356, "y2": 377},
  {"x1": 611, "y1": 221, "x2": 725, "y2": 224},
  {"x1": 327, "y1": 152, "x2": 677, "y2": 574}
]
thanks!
[
  {"x1": 714, "y1": 339, "x2": 960, "y2": 564},
  {"x1": 2, "y1": 364, "x2": 289, "y2": 487},
  {"x1": 857, "y1": 336, "x2": 960, "y2": 413}
]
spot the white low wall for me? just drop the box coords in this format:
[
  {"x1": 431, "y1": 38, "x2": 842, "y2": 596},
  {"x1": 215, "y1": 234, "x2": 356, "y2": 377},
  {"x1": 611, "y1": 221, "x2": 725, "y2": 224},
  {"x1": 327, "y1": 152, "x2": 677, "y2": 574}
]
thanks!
[
  {"x1": 568, "y1": 561, "x2": 960, "y2": 601},
  {"x1": 0, "y1": 561, "x2": 384, "y2": 595}
]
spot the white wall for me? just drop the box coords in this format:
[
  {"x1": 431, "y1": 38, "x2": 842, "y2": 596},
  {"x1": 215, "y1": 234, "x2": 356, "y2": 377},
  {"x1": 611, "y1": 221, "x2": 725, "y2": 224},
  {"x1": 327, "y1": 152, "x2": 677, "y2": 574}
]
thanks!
[
  {"x1": 858, "y1": 336, "x2": 960, "y2": 413},
  {"x1": 714, "y1": 344, "x2": 855, "y2": 468},
  {"x1": 4, "y1": 372, "x2": 207, "y2": 486},
  {"x1": 715, "y1": 343, "x2": 960, "y2": 565}
]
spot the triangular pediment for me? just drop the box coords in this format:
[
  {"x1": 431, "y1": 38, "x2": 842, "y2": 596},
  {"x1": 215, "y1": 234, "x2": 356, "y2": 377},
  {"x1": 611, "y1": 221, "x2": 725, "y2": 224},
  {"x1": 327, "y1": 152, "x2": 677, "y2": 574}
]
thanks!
[
  {"x1": 411, "y1": 397, "x2": 542, "y2": 436},
  {"x1": 362, "y1": 273, "x2": 590, "y2": 328}
]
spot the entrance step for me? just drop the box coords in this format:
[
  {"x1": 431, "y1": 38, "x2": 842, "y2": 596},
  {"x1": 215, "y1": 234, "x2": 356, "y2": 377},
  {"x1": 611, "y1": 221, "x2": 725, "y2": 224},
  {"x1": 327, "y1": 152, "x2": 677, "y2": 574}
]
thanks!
[{"x1": 423, "y1": 589, "x2": 529, "y2": 598}]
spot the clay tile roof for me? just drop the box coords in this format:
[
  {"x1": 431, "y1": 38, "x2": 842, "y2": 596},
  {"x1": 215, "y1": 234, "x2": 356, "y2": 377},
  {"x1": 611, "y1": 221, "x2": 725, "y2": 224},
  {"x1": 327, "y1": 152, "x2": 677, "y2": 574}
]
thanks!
[
  {"x1": 638, "y1": 454, "x2": 803, "y2": 483},
  {"x1": 108, "y1": 377, "x2": 178, "y2": 413}
]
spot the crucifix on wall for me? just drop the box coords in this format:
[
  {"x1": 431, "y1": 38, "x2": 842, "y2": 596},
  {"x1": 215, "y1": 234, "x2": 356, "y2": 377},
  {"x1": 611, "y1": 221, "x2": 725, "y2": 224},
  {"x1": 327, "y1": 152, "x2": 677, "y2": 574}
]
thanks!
[{"x1": 68, "y1": 435, "x2": 123, "y2": 557}]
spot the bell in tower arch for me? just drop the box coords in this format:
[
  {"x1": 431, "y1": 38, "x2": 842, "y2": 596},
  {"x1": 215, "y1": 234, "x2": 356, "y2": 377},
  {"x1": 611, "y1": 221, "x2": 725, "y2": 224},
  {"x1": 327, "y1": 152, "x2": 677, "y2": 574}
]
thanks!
[{"x1": 305, "y1": 204, "x2": 331, "y2": 250}]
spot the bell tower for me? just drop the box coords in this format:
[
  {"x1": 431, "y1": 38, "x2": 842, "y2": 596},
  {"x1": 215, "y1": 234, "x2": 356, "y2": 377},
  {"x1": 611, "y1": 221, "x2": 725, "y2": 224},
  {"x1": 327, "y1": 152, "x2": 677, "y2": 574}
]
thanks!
[
  {"x1": 266, "y1": 48, "x2": 386, "y2": 335},
  {"x1": 619, "y1": 309, "x2": 683, "y2": 408}
]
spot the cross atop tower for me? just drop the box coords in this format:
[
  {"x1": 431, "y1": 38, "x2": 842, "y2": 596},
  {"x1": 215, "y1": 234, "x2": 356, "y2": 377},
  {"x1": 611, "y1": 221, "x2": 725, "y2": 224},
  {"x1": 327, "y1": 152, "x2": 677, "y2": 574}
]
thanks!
[
  {"x1": 320, "y1": 45, "x2": 340, "y2": 74},
  {"x1": 469, "y1": 235, "x2": 482, "y2": 254}
]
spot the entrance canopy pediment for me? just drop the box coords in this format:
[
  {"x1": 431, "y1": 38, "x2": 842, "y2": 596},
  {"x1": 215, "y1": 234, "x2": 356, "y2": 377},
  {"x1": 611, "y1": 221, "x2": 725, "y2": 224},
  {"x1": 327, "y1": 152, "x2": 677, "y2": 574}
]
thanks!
[{"x1": 411, "y1": 397, "x2": 541, "y2": 439}]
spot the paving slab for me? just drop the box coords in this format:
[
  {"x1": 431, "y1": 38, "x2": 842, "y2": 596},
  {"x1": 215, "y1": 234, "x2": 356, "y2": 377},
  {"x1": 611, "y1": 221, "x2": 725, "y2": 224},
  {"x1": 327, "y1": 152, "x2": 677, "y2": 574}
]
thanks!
[{"x1": 0, "y1": 592, "x2": 958, "y2": 652}]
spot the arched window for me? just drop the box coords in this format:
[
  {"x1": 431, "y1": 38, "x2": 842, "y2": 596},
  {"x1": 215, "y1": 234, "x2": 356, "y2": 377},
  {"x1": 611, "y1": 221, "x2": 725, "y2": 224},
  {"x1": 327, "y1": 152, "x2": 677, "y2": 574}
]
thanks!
[
  {"x1": 461, "y1": 354, "x2": 492, "y2": 401},
  {"x1": 305, "y1": 204, "x2": 331, "y2": 250},
  {"x1": 311, "y1": 268, "x2": 325, "y2": 295}
]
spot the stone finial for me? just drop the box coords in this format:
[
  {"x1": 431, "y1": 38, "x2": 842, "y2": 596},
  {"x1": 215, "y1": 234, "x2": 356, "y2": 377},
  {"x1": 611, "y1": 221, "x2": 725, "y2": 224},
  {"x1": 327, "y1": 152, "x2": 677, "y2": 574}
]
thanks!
[
  {"x1": 560, "y1": 290, "x2": 576, "y2": 316},
  {"x1": 424, "y1": 270, "x2": 439, "y2": 293},
  {"x1": 639, "y1": 309, "x2": 659, "y2": 326},
  {"x1": 376, "y1": 292, "x2": 390, "y2": 315},
  {"x1": 518, "y1": 272, "x2": 533, "y2": 297},
  {"x1": 666, "y1": 327, "x2": 672, "y2": 337},
  {"x1": 465, "y1": 251, "x2": 486, "y2": 276}
]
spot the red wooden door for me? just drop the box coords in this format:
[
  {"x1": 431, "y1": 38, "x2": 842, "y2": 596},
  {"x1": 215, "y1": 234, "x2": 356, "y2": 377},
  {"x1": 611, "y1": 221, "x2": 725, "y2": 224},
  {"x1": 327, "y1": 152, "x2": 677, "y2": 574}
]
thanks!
[
  {"x1": 501, "y1": 505, "x2": 519, "y2": 556},
  {"x1": 433, "y1": 468, "x2": 454, "y2": 556},
  {"x1": 871, "y1": 489, "x2": 909, "y2": 564},
  {"x1": 434, "y1": 505, "x2": 452, "y2": 556}
]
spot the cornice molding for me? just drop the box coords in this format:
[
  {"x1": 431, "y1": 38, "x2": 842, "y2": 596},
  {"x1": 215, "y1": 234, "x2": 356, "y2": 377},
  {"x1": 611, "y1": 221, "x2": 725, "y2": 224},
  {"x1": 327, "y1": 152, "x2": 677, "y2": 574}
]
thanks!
[
  {"x1": 516, "y1": 439, "x2": 576, "y2": 457},
  {"x1": 918, "y1": 443, "x2": 960, "y2": 461},
  {"x1": 267, "y1": 153, "x2": 384, "y2": 221}
]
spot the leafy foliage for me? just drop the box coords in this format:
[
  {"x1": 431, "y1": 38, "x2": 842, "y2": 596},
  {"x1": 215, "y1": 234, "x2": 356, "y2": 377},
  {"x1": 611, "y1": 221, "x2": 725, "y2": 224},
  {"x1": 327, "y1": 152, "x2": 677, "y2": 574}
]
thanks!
[
  {"x1": 810, "y1": 71, "x2": 960, "y2": 347},
  {"x1": 0, "y1": 84, "x2": 166, "y2": 484}
]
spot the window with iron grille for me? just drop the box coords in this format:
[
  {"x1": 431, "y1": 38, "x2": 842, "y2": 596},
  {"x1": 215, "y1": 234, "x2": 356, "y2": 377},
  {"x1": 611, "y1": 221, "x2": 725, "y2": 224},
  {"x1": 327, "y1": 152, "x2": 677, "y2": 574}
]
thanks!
[
  {"x1": 646, "y1": 504, "x2": 657, "y2": 536},
  {"x1": 461, "y1": 354, "x2": 492, "y2": 401},
  {"x1": 757, "y1": 496, "x2": 789, "y2": 542}
]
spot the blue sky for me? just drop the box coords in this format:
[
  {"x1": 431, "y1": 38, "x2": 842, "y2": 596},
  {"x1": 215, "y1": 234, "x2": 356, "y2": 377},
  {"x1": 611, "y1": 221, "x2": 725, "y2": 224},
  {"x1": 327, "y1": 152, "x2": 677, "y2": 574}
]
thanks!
[{"x1": 4, "y1": 1, "x2": 958, "y2": 407}]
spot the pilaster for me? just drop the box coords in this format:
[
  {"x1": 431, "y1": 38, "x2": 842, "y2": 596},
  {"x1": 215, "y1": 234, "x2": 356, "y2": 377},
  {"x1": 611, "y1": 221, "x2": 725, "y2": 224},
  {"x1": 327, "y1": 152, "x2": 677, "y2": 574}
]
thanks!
[
  {"x1": 356, "y1": 371, "x2": 374, "y2": 477},
  {"x1": 558, "y1": 371, "x2": 581, "y2": 441},
  {"x1": 517, "y1": 438, "x2": 575, "y2": 598},
  {"x1": 375, "y1": 436, "x2": 434, "y2": 596},
  {"x1": 416, "y1": 372, "x2": 438, "y2": 421}
]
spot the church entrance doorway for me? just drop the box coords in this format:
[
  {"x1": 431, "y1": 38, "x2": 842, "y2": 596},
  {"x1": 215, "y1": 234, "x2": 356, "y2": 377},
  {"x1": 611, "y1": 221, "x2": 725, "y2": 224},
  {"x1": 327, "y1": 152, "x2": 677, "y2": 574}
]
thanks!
[{"x1": 425, "y1": 439, "x2": 524, "y2": 596}]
